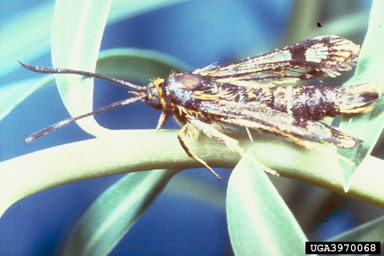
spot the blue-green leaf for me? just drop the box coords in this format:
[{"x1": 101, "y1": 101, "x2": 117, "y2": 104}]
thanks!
[
  {"x1": 338, "y1": 0, "x2": 384, "y2": 189},
  {"x1": 329, "y1": 216, "x2": 384, "y2": 242},
  {"x1": 51, "y1": 0, "x2": 112, "y2": 136},
  {"x1": 227, "y1": 156, "x2": 307, "y2": 255}
]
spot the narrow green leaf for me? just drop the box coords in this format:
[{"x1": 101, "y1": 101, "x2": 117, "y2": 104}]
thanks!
[
  {"x1": 338, "y1": 0, "x2": 384, "y2": 189},
  {"x1": 0, "y1": 76, "x2": 54, "y2": 121},
  {"x1": 227, "y1": 155, "x2": 307, "y2": 255},
  {"x1": 165, "y1": 175, "x2": 226, "y2": 211},
  {"x1": 51, "y1": 0, "x2": 112, "y2": 137},
  {"x1": 61, "y1": 169, "x2": 178, "y2": 256},
  {"x1": 329, "y1": 216, "x2": 384, "y2": 242}
]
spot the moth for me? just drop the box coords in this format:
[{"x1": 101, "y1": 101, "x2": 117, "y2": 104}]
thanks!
[{"x1": 20, "y1": 35, "x2": 381, "y2": 180}]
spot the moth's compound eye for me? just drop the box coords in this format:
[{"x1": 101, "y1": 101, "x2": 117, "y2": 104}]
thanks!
[{"x1": 146, "y1": 96, "x2": 162, "y2": 110}]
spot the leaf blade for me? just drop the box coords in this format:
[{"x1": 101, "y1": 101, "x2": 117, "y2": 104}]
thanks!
[
  {"x1": 51, "y1": 0, "x2": 112, "y2": 136},
  {"x1": 338, "y1": 0, "x2": 384, "y2": 188},
  {"x1": 329, "y1": 216, "x2": 384, "y2": 242},
  {"x1": 226, "y1": 155, "x2": 307, "y2": 255}
]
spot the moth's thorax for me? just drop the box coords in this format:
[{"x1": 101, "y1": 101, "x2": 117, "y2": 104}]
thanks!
[
  {"x1": 164, "y1": 73, "x2": 203, "y2": 106},
  {"x1": 147, "y1": 72, "x2": 205, "y2": 109}
]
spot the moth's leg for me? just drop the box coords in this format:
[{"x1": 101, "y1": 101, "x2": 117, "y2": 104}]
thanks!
[
  {"x1": 277, "y1": 131, "x2": 314, "y2": 149},
  {"x1": 245, "y1": 127, "x2": 254, "y2": 142},
  {"x1": 177, "y1": 124, "x2": 222, "y2": 180},
  {"x1": 187, "y1": 118, "x2": 244, "y2": 155},
  {"x1": 222, "y1": 117, "x2": 354, "y2": 164},
  {"x1": 155, "y1": 111, "x2": 168, "y2": 131},
  {"x1": 219, "y1": 117, "x2": 311, "y2": 148},
  {"x1": 187, "y1": 118, "x2": 278, "y2": 175},
  {"x1": 249, "y1": 127, "x2": 315, "y2": 149}
]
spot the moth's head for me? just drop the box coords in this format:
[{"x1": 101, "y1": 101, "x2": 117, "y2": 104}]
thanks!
[{"x1": 146, "y1": 77, "x2": 166, "y2": 110}]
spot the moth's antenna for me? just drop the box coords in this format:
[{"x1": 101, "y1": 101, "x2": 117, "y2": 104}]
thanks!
[
  {"x1": 24, "y1": 95, "x2": 146, "y2": 143},
  {"x1": 19, "y1": 61, "x2": 146, "y2": 92}
]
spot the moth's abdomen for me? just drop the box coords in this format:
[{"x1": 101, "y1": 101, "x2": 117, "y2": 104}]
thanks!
[
  {"x1": 334, "y1": 83, "x2": 381, "y2": 114},
  {"x1": 250, "y1": 83, "x2": 380, "y2": 121},
  {"x1": 270, "y1": 86, "x2": 335, "y2": 120}
]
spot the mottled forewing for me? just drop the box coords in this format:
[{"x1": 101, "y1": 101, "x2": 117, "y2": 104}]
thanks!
[
  {"x1": 197, "y1": 100, "x2": 361, "y2": 149},
  {"x1": 194, "y1": 35, "x2": 360, "y2": 86}
]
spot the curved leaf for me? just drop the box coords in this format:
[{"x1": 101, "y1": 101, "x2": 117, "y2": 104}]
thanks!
[
  {"x1": 329, "y1": 216, "x2": 384, "y2": 242},
  {"x1": 51, "y1": 0, "x2": 112, "y2": 136},
  {"x1": 338, "y1": 0, "x2": 384, "y2": 189},
  {"x1": 61, "y1": 169, "x2": 178, "y2": 256},
  {"x1": 226, "y1": 155, "x2": 307, "y2": 255}
]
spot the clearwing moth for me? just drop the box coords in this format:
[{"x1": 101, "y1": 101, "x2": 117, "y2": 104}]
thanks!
[{"x1": 20, "y1": 35, "x2": 381, "y2": 180}]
